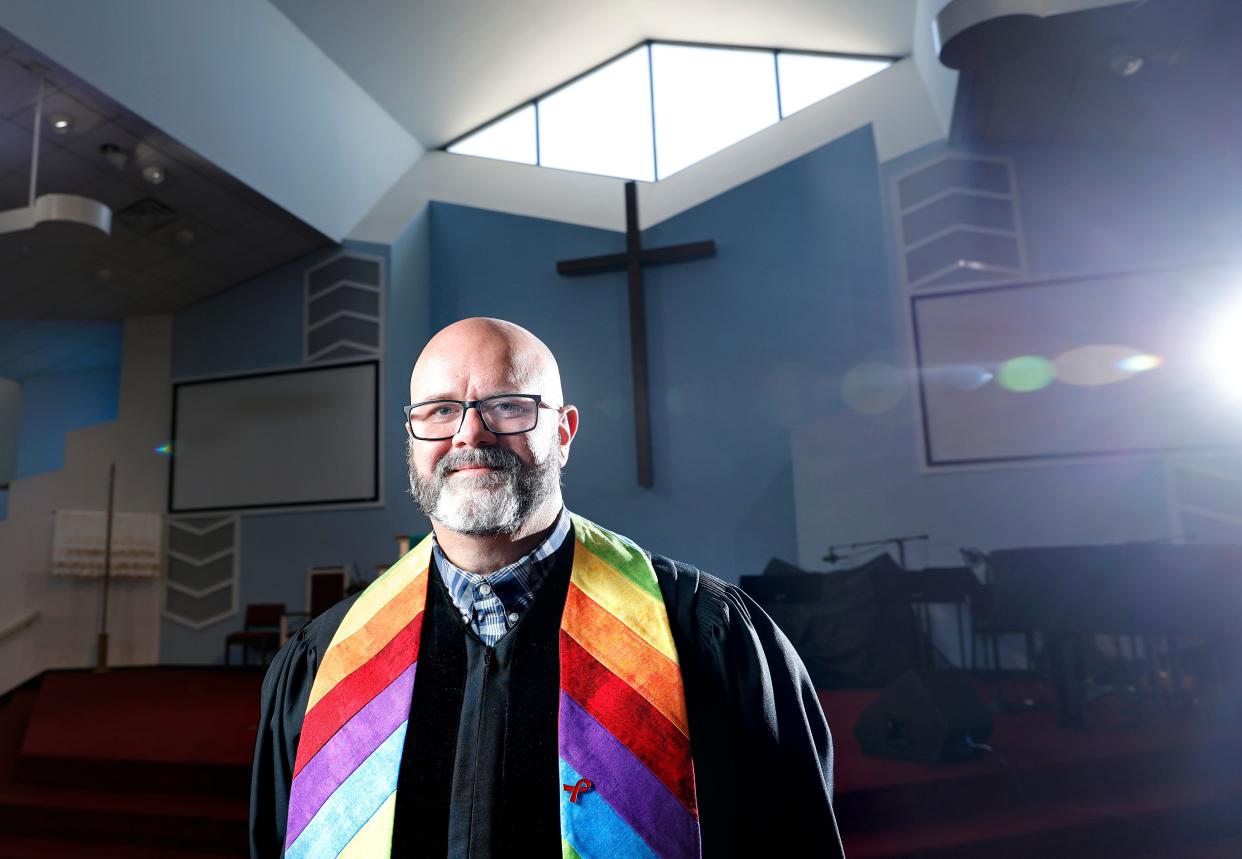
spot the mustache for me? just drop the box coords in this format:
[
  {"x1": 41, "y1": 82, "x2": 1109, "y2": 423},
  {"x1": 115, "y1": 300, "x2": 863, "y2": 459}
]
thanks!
[{"x1": 434, "y1": 446, "x2": 523, "y2": 480}]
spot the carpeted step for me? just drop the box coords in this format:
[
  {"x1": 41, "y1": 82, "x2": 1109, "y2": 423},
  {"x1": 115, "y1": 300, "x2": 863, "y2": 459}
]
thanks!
[
  {"x1": 13, "y1": 755, "x2": 249, "y2": 798},
  {"x1": 0, "y1": 688, "x2": 38, "y2": 785},
  {"x1": 0, "y1": 784, "x2": 247, "y2": 853},
  {"x1": 0, "y1": 834, "x2": 245, "y2": 859},
  {"x1": 13, "y1": 667, "x2": 260, "y2": 798},
  {"x1": 842, "y1": 774, "x2": 1242, "y2": 859}
]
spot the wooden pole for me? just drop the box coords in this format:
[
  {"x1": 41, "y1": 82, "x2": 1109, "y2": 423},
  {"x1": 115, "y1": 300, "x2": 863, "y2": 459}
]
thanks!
[
  {"x1": 556, "y1": 181, "x2": 716, "y2": 488},
  {"x1": 624, "y1": 183, "x2": 654, "y2": 487},
  {"x1": 95, "y1": 462, "x2": 115, "y2": 673}
]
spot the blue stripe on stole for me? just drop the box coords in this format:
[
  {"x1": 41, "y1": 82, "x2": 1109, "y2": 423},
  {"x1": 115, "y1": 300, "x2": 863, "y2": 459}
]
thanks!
[
  {"x1": 286, "y1": 721, "x2": 408, "y2": 859},
  {"x1": 559, "y1": 759, "x2": 659, "y2": 859}
]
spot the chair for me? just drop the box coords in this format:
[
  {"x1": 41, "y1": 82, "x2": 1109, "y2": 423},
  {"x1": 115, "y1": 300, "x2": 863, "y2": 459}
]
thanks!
[{"x1": 224, "y1": 603, "x2": 285, "y2": 666}]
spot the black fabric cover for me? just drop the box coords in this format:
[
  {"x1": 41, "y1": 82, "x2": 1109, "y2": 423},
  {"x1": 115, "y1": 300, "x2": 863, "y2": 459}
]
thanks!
[{"x1": 743, "y1": 552, "x2": 917, "y2": 689}]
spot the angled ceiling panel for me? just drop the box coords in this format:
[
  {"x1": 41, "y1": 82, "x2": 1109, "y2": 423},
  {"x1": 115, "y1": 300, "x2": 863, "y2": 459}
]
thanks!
[{"x1": 0, "y1": 0, "x2": 422, "y2": 241}]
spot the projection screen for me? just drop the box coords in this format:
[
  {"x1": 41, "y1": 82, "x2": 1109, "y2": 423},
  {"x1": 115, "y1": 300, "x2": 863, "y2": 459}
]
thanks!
[
  {"x1": 170, "y1": 360, "x2": 379, "y2": 512},
  {"x1": 912, "y1": 265, "x2": 1242, "y2": 466}
]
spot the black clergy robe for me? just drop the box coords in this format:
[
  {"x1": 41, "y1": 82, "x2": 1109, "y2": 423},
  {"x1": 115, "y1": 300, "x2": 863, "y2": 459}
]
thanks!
[{"x1": 250, "y1": 535, "x2": 846, "y2": 858}]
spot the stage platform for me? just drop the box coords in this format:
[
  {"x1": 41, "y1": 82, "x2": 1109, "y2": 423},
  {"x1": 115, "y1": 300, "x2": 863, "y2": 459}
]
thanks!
[{"x1": 0, "y1": 667, "x2": 1239, "y2": 857}]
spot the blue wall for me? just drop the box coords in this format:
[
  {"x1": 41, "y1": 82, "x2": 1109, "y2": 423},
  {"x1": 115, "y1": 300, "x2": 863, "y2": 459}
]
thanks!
[
  {"x1": 0, "y1": 322, "x2": 122, "y2": 522},
  {"x1": 0, "y1": 320, "x2": 122, "y2": 486},
  {"x1": 15, "y1": 369, "x2": 121, "y2": 480}
]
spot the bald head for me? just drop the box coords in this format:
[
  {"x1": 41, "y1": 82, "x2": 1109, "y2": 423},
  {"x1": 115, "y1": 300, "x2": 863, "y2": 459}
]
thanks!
[
  {"x1": 410, "y1": 317, "x2": 564, "y2": 406},
  {"x1": 405, "y1": 318, "x2": 579, "y2": 549}
]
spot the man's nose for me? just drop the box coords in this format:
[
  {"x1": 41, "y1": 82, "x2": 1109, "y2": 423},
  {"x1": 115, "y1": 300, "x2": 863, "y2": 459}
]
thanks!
[{"x1": 453, "y1": 405, "x2": 496, "y2": 446}]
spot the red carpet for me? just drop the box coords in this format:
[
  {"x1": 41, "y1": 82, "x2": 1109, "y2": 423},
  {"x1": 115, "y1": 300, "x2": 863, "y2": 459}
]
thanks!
[
  {"x1": 0, "y1": 667, "x2": 260, "y2": 857},
  {"x1": 21, "y1": 669, "x2": 258, "y2": 765},
  {"x1": 824, "y1": 677, "x2": 1242, "y2": 858},
  {"x1": 1, "y1": 667, "x2": 1239, "y2": 857}
]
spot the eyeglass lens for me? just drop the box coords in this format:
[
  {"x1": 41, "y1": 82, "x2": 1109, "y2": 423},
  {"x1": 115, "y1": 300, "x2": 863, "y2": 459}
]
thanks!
[{"x1": 408, "y1": 395, "x2": 539, "y2": 438}]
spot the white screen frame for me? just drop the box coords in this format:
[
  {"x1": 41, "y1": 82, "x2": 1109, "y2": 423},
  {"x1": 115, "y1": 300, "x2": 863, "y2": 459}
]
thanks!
[
  {"x1": 910, "y1": 262, "x2": 1242, "y2": 469},
  {"x1": 169, "y1": 359, "x2": 381, "y2": 514}
]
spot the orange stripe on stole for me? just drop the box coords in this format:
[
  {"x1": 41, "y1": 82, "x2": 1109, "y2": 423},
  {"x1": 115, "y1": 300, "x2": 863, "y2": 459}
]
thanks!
[{"x1": 561, "y1": 581, "x2": 689, "y2": 737}]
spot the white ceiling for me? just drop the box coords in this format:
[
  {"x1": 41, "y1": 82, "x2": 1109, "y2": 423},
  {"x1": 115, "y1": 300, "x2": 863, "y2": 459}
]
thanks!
[{"x1": 267, "y1": 0, "x2": 917, "y2": 148}]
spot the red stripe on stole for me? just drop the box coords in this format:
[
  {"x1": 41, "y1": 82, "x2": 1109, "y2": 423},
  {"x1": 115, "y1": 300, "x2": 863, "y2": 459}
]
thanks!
[
  {"x1": 560, "y1": 630, "x2": 698, "y2": 814},
  {"x1": 292, "y1": 613, "x2": 423, "y2": 778}
]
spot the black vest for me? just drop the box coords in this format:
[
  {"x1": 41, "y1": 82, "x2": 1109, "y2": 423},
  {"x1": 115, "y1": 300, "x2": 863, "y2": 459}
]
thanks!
[{"x1": 390, "y1": 534, "x2": 575, "y2": 857}]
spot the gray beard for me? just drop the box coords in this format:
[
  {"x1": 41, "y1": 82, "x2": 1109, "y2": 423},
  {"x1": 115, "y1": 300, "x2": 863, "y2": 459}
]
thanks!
[{"x1": 407, "y1": 441, "x2": 561, "y2": 537}]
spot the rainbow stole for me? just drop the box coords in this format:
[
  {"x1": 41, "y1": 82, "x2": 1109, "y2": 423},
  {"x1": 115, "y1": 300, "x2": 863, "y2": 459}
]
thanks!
[{"x1": 283, "y1": 514, "x2": 700, "y2": 858}]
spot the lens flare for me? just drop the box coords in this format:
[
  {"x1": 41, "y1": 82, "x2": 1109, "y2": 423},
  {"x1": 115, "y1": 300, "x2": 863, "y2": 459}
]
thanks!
[
  {"x1": 1118, "y1": 353, "x2": 1162, "y2": 373},
  {"x1": 929, "y1": 362, "x2": 993, "y2": 389},
  {"x1": 996, "y1": 356, "x2": 1056, "y2": 393},
  {"x1": 841, "y1": 362, "x2": 906, "y2": 414},
  {"x1": 154, "y1": 443, "x2": 173, "y2": 456},
  {"x1": 1055, "y1": 345, "x2": 1152, "y2": 386}
]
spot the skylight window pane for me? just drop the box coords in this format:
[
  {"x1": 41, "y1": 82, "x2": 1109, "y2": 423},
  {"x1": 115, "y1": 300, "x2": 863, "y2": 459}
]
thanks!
[
  {"x1": 537, "y1": 46, "x2": 654, "y2": 182},
  {"x1": 447, "y1": 105, "x2": 537, "y2": 165},
  {"x1": 777, "y1": 53, "x2": 890, "y2": 117},
  {"x1": 651, "y1": 44, "x2": 779, "y2": 180}
]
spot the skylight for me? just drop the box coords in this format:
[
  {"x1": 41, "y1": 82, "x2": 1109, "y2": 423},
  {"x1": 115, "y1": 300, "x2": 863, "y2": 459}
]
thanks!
[
  {"x1": 777, "y1": 52, "x2": 892, "y2": 117},
  {"x1": 446, "y1": 41, "x2": 894, "y2": 182},
  {"x1": 538, "y1": 46, "x2": 655, "y2": 182},
  {"x1": 651, "y1": 43, "x2": 779, "y2": 179},
  {"x1": 447, "y1": 104, "x2": 537, "y2": 165}
]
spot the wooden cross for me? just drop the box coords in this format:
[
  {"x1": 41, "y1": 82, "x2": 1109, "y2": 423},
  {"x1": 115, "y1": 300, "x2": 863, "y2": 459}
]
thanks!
[{"x1": 557, "y1": 181, "x2": 716, "y2": 487}]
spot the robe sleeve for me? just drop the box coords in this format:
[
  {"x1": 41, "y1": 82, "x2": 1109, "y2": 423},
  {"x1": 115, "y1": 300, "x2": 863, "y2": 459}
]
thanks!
[
  {"x1": 248, "y1": 622, "x2": 323, "y2": 859},
  {"x1": 655, "y1": 556, "x2": 846, "y2": 858}
]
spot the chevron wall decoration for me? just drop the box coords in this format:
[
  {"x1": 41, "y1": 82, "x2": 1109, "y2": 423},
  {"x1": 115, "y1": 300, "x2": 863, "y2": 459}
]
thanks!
[
  {"x1": 303, "y1": 252, "x2": 385, "y2": 363},
  {"x1": 891, "y1": 153, "x2": 1028, "y2": 293},
  {"x1": 163, "y1": 515, "x2": 240, "y2": 629}
]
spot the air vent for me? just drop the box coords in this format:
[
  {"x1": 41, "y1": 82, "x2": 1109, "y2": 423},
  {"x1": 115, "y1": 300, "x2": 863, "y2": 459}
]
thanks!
[{"x1": 116, "y1": 198, "x2": 176, "y2": 234}]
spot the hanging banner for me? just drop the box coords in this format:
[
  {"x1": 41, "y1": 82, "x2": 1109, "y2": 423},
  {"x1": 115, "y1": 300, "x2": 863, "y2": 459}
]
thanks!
[{"x1": 51, "y1": 510, "x2": 162, "y2": 579}]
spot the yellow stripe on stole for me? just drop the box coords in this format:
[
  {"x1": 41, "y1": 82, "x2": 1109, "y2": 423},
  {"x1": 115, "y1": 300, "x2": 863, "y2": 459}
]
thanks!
[
  {"x1": 338, "y1": 790, "x2": 397, "y2": 858},
  {"x1": 305, "y1": 538, "x2": 433, "y2": 710},
  {"x1": 570, "y1": 542, "x2": 680, "y2": 664},
  {"x1": 332, "y1": 536, "x2": 435, "y2": 646}
]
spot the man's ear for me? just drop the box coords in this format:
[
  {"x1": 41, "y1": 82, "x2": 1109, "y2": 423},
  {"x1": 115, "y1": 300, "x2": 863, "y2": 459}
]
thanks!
[{"x1": 558, "y1": 405, "x2": 579, "y2": 465}]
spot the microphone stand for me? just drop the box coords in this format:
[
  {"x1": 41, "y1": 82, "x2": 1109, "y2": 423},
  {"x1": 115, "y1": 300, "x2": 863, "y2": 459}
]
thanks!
[{"x1": 823, "y1": 534, "x2": 929, "y2": 568}]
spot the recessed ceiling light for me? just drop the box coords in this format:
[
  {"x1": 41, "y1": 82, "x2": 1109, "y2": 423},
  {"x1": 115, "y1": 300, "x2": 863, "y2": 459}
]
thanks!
[
  {"x1": 174, "y1": 227, "x2": 195, "y2": 246},
  {"x1": 141, "y1": 164, "x2": 167, "y2": 185},
  {"x1": 47, "y1": 112, "x2": 73, "y2": 134}
]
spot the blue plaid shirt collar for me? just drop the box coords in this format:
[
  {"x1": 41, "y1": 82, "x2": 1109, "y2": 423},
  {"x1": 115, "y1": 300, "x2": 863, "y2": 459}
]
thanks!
[{"x1": 432, "y1": 507, "x2": 572, "y2": 645}]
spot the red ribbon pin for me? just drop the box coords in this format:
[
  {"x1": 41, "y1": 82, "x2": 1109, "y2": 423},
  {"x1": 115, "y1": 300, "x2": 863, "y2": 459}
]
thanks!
[{"x1": 563, "y1": 777, "x2": 593, "y2": 803}]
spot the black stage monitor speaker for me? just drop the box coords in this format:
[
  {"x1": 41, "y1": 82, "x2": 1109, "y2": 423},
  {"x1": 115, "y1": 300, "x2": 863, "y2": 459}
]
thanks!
[{"x1": 853, "y1": 670, "x2": 993, "y2": 764}]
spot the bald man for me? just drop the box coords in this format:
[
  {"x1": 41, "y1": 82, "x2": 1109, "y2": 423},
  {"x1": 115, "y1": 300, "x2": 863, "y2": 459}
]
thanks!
[{"x1": 251, "y1": 319, "x2": 844, "y2": 859}]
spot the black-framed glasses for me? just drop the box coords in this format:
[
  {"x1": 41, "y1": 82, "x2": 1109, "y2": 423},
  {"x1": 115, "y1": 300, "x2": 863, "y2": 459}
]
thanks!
[{"x1": 403, "y1": 393, "x2": 560, "y2": 440}]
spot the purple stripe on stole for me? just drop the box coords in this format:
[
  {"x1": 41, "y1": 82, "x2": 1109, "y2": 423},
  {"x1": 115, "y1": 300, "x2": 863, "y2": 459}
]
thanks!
[
  {"x1": 559, "y1": 691, "x2": 699, "y2": 859},
  {"x1": 286, "y1": 662, "x2": 417, "y2": 844}
]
